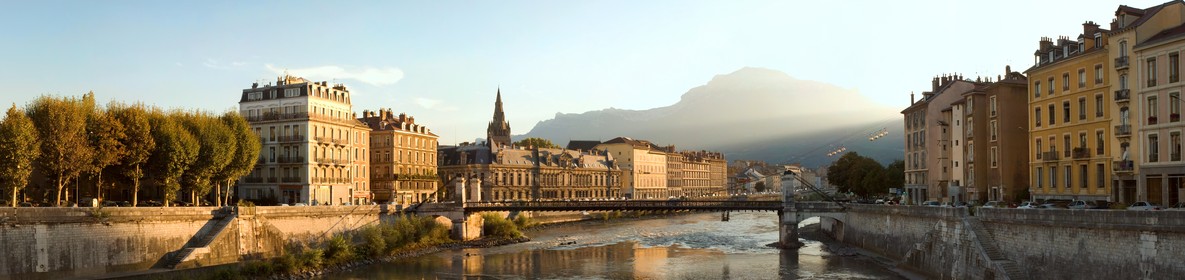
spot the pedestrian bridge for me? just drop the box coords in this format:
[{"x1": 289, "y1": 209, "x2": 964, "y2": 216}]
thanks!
[{"x1": 413, "y1": 199, "x2": 847, "y2": 248}]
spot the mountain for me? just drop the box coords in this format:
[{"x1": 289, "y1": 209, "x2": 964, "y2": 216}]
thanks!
[{"x1": 518, "y1": 67, "x2": 904, "y2": 167}]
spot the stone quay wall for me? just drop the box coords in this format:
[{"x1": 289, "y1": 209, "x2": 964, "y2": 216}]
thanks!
[
  {"x1": 0, "y1": 205, "x2": 395, "y2": 280},
  {"x1": 826, "y1": 205, "x2": 1185, "y2": 280}
]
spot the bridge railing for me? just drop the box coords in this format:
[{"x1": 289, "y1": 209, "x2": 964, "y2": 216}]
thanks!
[{"x1": 461, "y1": 200, "x2": 784, "y2": 210}]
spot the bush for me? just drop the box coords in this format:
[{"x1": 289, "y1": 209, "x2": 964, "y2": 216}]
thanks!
[
  {"x1": 512, "y1": 215, "x2": 538, "y2": 229},
  {"x1": 482, "y1": 213, "x2": 523, "y2": 239},
  {"x1": 298, "y1": 248, "x2": 324, "y2": 270},
  {"x1": 324, "y1": 235, "x2": 354, "y2": 265}
]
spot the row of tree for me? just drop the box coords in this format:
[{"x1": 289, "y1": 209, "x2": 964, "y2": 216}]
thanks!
[
  {"x1": 0, "y1": 92, "x2": 260, "y2": 207},
  {"x1": 826, "y1": 152, "x2": 904, "y2": 197}
]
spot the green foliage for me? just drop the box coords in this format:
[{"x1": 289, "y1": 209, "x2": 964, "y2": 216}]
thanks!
[
  {"x1": 297, "y1": 248, "x2": 324, "y2": 270},
  {"x1": 214, "y1": 111, "x2": 260, "y2": 206},
  {"x1": 178, "y1": 112, "x2": 236, "y2": 205},
  {"x1": 108, "y1": 103, "x2": 155, "y2": 206},
  {"x1": 86, "y1": 110, "x2": 127, "y2": 202},
  {"x1": 827, "y1": 152, "x2": 894, "y2": 197},
  {"x1": 147, "y1": 111, "x2": 199, "y2": 206},
  {"x1": 323, "y1": 235, "x2": 354, "y2": 265},
  {"x1": 0, "y1": 105, "x2": 40, "y2": 207},
  {"x1": 26, "y1": 94, "x2": 94, "y2": 206},
  {"x1": 482, "y1": 213, "x2": 524, "y2": 239},
  {"x1": 512, "y1": 214, "x2": 538, "y2": 229},
  {"x1": 514, "y1": 137, "x2": 560, "y2": 149}
]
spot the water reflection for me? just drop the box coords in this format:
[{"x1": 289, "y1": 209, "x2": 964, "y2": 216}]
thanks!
[{"x1": 328, "y1": 212, "x2": 904, "y2": 279}]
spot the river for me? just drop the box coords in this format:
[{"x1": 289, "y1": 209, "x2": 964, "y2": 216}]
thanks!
[{"x1": 326, "y1": 212, "x2": 906, "y2": 279}]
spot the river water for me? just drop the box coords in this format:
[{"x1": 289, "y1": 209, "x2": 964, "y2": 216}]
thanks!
[{"x1": 327, "y1": 212, "x2": 906, "y2": 279}]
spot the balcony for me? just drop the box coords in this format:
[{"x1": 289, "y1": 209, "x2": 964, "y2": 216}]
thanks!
[
  {"x1": 281, "y1": 177, "x2": 302, "y2": 183},
  {"x1": 266, "y1": 177, "x2": 278, "y2": 183},
  {"x1": 1072, "y1": 148, "x2": 1090, "y2": 159},
  {"x1": 1174, "y1": 113, "x2": 1181, "y2": 122},
  {"x1": 1150, "y1": 153, "x2": 1160, "y2": 162},
  {"x1": 244, "y1": 177, "x2": 264, "y2": 183},
  {"x1": 1115, "y1": 56, "x2": 1129, "y2": 69},
  {"x1": 1175, "y1": 152, "x2": 1182, "y2": 161},
  {"x1": 1116, "y1": 124, "x2": 1132, "y2": 137},
  {"x1": 1042, "y1": 151, "x2": 1061, "y2": 161},
  {"x1": 277, "y1": 156, "x2": 305, "y2": 163},
  {"x1": 277, "y1": 135, "x2": 305, "y2": 143},
  {"x1": 245, "y1": 112, "x2": 309, "y2": 123},
  {"x1": 1149, "y1": 79, "x2": 1158, "y2": 87},
  {"x1": 1115, "y1": 89, "x2": 1130, "y2": 102},
  {"x1": 1149, "y1": 116, "x2": 1159, "y2": 125},
  {"x1": 1114, "y1": 160, "x2": 1135, "y2": 172}
]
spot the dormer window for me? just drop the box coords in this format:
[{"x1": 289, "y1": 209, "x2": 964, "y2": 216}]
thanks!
[{"x1": 1094, "y1": 33, "x2": 1103, "y2": 48}]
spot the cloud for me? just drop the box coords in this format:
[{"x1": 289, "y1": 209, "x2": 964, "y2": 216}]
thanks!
[
  {"x1": 414, "y1": 97, "x2": 458, "y2": 112},
  {"x1": 265, "y1": 64, "x2": 404, "y2": 87}
]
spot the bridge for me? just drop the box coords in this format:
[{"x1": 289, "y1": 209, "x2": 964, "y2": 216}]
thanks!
[{"x1": 414, "y1": 197, "x2": 846, "y2": 248}]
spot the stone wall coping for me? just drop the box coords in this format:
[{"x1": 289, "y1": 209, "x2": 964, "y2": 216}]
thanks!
[
  {"x1": 845, "y1": 204, "x2": 968, "y2": 220},
  {"x1": 0, "y1": 206, "x2": 224, "y2": 224},
  {"x1": 251, "y1": 205, "x2": 384, "y2": 218},
  {"x1": 978, "y1": 208, "x2": 1185, "y2": 232}
]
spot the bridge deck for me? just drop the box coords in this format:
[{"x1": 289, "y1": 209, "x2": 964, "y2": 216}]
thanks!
[{"x1": 415, "y1": 200, "x2": 845, "y2": 214}]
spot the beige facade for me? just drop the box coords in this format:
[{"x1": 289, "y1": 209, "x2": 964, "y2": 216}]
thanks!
[
  {"x1": 595, "y1": 137, "x2": 669, "y2": 199},
  {"x1": 658, "y1": 146, "x2": 726, "y2": 197},
  {"x1": 902, "y1": 77, "x2": 977, "y2": 204},
  {"x1": 237, "y1": 75, "x2": 371, "y2": 206},
  {"x1": 358, "y1": 108, "x2": 438, "y2": 204}
]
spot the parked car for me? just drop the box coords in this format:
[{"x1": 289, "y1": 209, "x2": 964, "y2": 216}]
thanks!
[
  {"x1": 1127, "y1": 201, "x2": 1161, "y2": 211},
  {"x1": 1038, "y1": 202, "x2": 1063, "y2": 209},
  {"x1": 981, "y1": 201, "x2": 1001, "y2": 208},
  {"x1": 921, "y1": 201, "x2": 941, "y2": 207},
  {"x1": 1017, "y1": 201, "x2": 1038, "y2": 209},
  {"x1": 1067, "y1": 200, "x2": 1098, "y2": 209},
  {"x1": 1167, "y1": 202, "x2": 1185, "y2": 211}
]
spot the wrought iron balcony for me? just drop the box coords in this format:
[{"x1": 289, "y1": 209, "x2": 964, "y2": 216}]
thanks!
[
  {"x1": 1072, "y1": 148, "x2": 1090, "y2": 159},
  {"x1": 1115, "y1": 56, "x2": 1129, "y2": 69},
  {"x1": 1042, "y1": 151, "x2": 1061, "y2": 161},
  {"x1": 1115, "y1": 125, "x2": 1132, "y2": 137},
  {"x1": 1114, "y1": 160, "x2": 1134, "y2": 172},
  {"x1": 1115, "y1": 89, "x2": 1130, "y2": 102}
]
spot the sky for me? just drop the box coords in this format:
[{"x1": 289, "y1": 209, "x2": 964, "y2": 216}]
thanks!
[{"x1": 0, "y1": 0, "x2": 1169, "y2": 144}]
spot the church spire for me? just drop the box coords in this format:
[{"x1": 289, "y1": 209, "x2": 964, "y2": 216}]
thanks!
[{"x1": 487, "y1": 88, "x2": 511, "y2": 149}]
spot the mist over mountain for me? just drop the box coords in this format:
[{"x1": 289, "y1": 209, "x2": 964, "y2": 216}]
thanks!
[{"x1": 518, "y1": 67, "x2": 904, "y2": 167}]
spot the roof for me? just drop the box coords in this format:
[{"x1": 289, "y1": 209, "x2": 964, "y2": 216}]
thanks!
[
  {"x1": 566, "y1": 140, "x2": 601, "y2": 151},
  {"x1": 438, "y1": 144, "x2": 617, "y2": 170},
  {"x1": 1136, "y1": 21, "x2": 1185, "y2": 48}
]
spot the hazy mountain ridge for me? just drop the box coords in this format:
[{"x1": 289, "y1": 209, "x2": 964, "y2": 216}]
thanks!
[{"x1": 518, "y1": 67, "x2": 904, "y2": 167}]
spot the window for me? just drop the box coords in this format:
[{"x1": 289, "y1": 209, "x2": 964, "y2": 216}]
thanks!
[
  {"x1": 1049, "y1": 104, "x2": 1056, "y2": 125},
  {"x1": 1150, "y1": 96, "x2": 1160, "y2": 124},
  {"x1": 1036, "y1": 167, "x2": 1044, "y2": 188},
  {"x1": 1121, "y1": 74, "x2": 1129, "y2": 89},
  {"x1": 1173, "y1": 132, "x2": 1181, "y2": 161},
  {"x1": 1079, "y1": 165, "x2": 1088, "y2": 189},
  {"x1": 1172, "y1": 52, "x2": 1180, "y2": 83},
  {"x1": 1096, "y1": 94, "x2": 1104, "y2": 117},
  {"x1": 1078, "y1": 69, "x2": 1086, "y2": 88},
  {"x1": 1150, "y1": 134, "x2": 1160, "y2": 162},
  {"x1": 1049, "y1": 78, "x2": 1055, "y2": 94},
  {"x1": 1097, "y1": 131, "x2": 1105, "y2": 155},
  {"x1": 991, "y1": 120, "x2": 997, "y2": 141},
  {"x1": 284, "y1": 88, "x2": 300, "y2": 97},
  {"x1": 1172, "y1": 93, "x2": 1181, "y2": 122},
  {"x1": 1051, "y1": 166, "x2": 1058, "y2": 188},
  {"x1": 1063, "y1": 101, "x2": 1071, "y2": 123},
  {"x1": 1149, "y1": 58, "x2": 1158, "y2": 87},
  {"x1": 1064, "y1": 135, "x2": 1071, "y2": 158},
  {"x1": 1063, "y1": 73, "x2": 1070, "y2": 91},
  {"x1": 1097, "y1": 164, "x2": 1106, "y2": 188},
  {"x1": 1079, "y1": 97, "x2": 1086, "y2": 120},
  {"x1": 1064, "y1": 165, "x2": 1072, "y2": 189},
  {"x1": 1036, "y1": 139, "x2": 1043, "y2": 159},
  {"x1": 990, "y1": 96, "x2": 997, "y2": 116},
  {"x1": 1095, "y1": 65, "x2": 1104, "y2": 84},
  {"x1": 1035, "y1": 81, "x2": 1042, "y2": 97},
  {"x1": 991, "y1": 147, "x2": 998, "y2": 168},
  {"x1": 1035, "y1": 107, "x2": 1042, "y2": 126}
]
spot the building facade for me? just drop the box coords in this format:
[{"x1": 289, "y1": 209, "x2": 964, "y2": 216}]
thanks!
[
  {"x1": 902, "y1": 76, "x2": 977, "y2": 204},
  {"x1": 358, "y1": 108, "x2": 439, "y2": 204},
  {"x1": 237, "y1": 75, "x2": 371, "y2": 206},
  {"x1": 1026, "y1": 22, "x2": 1115, "y2": 203},
  {"x1": 437, "y1": 90, "x2": 625, "y2": 201},
  {"x1": 595, "y1": 137, "x2": 669, "y2": 199}
]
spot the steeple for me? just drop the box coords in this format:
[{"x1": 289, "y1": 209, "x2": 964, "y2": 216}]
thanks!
[{"x1": 487, "y1": 88, "x2": 512, "y2": 149}]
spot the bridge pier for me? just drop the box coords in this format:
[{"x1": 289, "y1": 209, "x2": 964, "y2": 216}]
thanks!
[
  {"x1": 778, "y1": 210, "x2": 804, "y2": 249},
  {"x1": 451, "y1": 213, "x2": 484, "y2": 241}
]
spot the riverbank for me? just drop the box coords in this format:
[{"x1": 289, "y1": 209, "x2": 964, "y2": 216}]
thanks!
[{"x1": 792, "y1": 223, "x2": 925, "y2": 280}]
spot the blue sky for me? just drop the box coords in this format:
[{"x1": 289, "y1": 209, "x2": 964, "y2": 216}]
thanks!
[{"x1": 0, "y1": 0, "x2": 1165, "y2": 143}]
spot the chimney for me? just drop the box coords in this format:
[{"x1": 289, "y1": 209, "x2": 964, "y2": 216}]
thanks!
[
  {"x1": 1039, "y1": 37, "x2": 1054, "y2": 53},
  {"x1": 1083, "y1": 21, "x2": 1100, "y2": 36},
  {"x1": 911, "y1": 92, "x2": 915, "y2": 104},
  {"x1": 932, "y1": 77, "x2": 939, "y2": 91}
]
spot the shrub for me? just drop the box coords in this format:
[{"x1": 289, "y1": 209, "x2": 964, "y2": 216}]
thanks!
[
  {"x1": 324, "y1": 235, "x2": 354, "y2": 265},
  {"x1": 298, "y1": 248, "x2": 324, "y2": 270},
  {"x1": 482, "y1": 213, "x2": 523, "y2": 239}
]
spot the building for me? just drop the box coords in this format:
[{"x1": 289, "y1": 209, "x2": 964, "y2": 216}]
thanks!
[
  {"x1": 961, "y1": 68, "x2": 1031, "y2": 204},
  {"x1": 1111, "y1": 2, "x2": 1185, "y2": 206},
  {"x1": 594, "y1": 137, "x2": 669, "y2": 199},
  {"x1": 902, "y1": 75, "x2": 977, "y2": 204},
  {"x1": 656, "y1": 146, "x2": 726, "y2": 197},
  {"x1": 437, "y1": 90, "x2": 625, "y2": 201},
  {"x1": 358, "y1": 108, "x2": 439, "y2": 204},
  {"x1": 1026, "y1": 21, "x2": 1115, "y2": 203},
  {"x1": 237, "y1": 75, "x2": 371, "y2": 206}
]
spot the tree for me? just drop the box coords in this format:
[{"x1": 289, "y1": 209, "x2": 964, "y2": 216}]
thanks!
[
  {"x1": 0, "y1": 105, "x2": 41, "y2": 207},
  {"x1": 178, "y1": 112, "x2": 235, "y2": 206},
  {"x1": 826, "y1": 152, "x2": 890, "y2": 197},
  {"x1": 213, "y1": 111, "x2": 259, "y2": 206},
  {"x1": 513, "y1": 137, "x2": 560, "y2": 149},
  {"x1": 147, "y1": 111, "x2": 198, "y2": 207},
  {"x1": 885, "y1": 160, "x2": 905, "y2": 193},
  {"x1": 109, "y1": 103, "x2": 155, "y2": 206},
  {"x1": 26, "y1": 95, "x2": 94, "y2": 206},
  {"x1": 86, "y1": 109, "x2": 127, "y2": 203}
]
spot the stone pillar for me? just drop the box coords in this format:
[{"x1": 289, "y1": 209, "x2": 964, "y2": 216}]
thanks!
[
  {"x1": 452, "y1": 213, "x2": 484, "y2": 241},
  {"x1": 470, "y1": 176, "x2": 483, "y2": 202},
  {"x1": 778, "y1": 210, "x2": 803, "y2": 249},
  {"x1": 455, "y1": 175, "x2": 467, "y2": 203}
]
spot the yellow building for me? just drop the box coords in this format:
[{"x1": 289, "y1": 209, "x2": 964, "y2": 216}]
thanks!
[
  {"x1": 358, "y1": 108, "x2": 439, "y2": 204},
  {"x1": 1025, "y1": 22, "x2": 1113, "y2": 203},
  {"x1": 595, "y1": 137, "x2": 669, "y2": 199}
]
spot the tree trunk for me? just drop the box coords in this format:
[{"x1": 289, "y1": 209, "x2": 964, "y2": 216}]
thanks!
[
  {"x1": 55, "y1": 176, "x2": 64, "y2": 207},
  {"x1": 224, "y1": 179, "x2": 233, "y2": 206},
  {"x1": 215, "y1": 181, "x2": 222, "y2": 207},
  {"x1": 132, "y1": 165, "x2": 140, "y2": 207},
  {"x1": 95, "y1": 169, "x2": 103, "y2": 205},
  {"x1": 10, "y1": 188, "x2": 16, "y2": 207}
]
